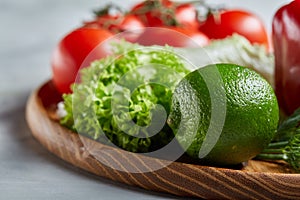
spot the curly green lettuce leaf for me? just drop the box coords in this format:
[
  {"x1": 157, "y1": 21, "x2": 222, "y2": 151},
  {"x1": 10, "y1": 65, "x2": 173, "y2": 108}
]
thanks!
[
  {"x1": 61, "y1": 43, "x2": 189, "y2": 153},
  {"x1": 174, "y1": 34, "x2": 274, "y2": 86}
]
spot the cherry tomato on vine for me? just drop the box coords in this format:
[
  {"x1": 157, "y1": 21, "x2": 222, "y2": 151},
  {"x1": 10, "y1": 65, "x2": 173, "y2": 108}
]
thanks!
[
  {"x1": 175, "y1": 3, "x2": 199, "y2": 30},
  {"x1": 51, "y1": 28, "x2": 113, "y2": 94},
  {"x1": 130, "y1": 0, "x2": 172, "y2": 27},
  {"x1": 135, "y1": 27, "x2": 209, "y2": 47},
  {"x1": 199, "y1": 9, "x2": 270, "y2": 50},
  {"x1": 130, "y1": 0, "x2": 198, "y2": 29},
  {"x1": 83, "y1": 14, "x2": 145, "y2": 34}
]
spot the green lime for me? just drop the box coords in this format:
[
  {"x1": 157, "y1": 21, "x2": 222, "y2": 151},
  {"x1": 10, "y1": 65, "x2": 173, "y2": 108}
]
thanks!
[{"x1": 168, "y1": 63, "x2": 279, "y2": 166}]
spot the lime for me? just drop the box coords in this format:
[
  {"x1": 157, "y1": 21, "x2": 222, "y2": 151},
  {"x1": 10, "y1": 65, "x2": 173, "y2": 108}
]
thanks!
[{"x1": 168, "y1": 63, "x2": 279, "y2": 166}]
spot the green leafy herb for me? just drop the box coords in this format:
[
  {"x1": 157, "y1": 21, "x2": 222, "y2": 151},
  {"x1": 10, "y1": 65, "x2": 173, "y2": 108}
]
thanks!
[
  {"x1": 256, "y1": 108, "x2": 300, "y2": 172},
  {"x1": 274, "y1": 108, "x2": 300, "y2": 142}
]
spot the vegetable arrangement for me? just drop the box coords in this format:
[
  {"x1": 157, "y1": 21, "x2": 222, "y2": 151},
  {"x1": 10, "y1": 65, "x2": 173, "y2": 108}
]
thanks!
[
  {"x1": 51, "y1": 0, "x2": 300, "y2": 172},
  {"x1": 52, "y1": 0, "x2": 270, "y2": 94}
]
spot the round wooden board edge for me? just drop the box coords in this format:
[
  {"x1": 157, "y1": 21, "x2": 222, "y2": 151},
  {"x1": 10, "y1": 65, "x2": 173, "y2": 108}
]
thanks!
[{"x1": 25, "y1": 80, "x2": 300, "y2": 199}]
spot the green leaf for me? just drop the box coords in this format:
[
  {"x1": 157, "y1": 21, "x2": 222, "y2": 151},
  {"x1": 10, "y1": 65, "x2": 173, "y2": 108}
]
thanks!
[{"x1": 274, "y1": 107, "x2": 300, "y2": 141}]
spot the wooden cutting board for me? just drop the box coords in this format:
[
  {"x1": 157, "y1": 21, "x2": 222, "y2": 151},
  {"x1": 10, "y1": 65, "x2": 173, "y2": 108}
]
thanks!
[{"x1": 26, "y1": 80, "x2": 300, "y2": 200}]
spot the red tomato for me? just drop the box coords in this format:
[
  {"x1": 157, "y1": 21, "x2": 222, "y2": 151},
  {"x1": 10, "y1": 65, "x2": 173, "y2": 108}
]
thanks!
[
  {"x1": 131, "y1": 0, "x2": 173, "y2": 27},
  {"x1": 130, "y1": 0, "x2": 198, "y2": 29},
  {"x1": 51, "y1": 28, "x2": 113, "y2": 94},
  {"x1": 175, "y1": 3, "x2": 199, "y2": 30},
  {"x1": 84, "y1": 14, "x2": 145, "y2": 34},
  {"x1": 199, "y1": 10, "x2": 270, "y2": 50},
  {"x1": 135, "y1": 27, "x2": 209, "y2": 47}
]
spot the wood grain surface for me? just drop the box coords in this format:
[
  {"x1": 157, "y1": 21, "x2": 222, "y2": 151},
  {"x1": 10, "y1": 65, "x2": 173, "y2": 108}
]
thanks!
[{"x1": 26, "y1": 81, "x2": 300, "y2": 200}]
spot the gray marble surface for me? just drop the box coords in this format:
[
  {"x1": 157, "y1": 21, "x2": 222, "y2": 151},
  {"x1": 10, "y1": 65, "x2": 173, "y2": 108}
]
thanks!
[{"x1": 0, "y1": 0, "x2": 290, "y2": 199}]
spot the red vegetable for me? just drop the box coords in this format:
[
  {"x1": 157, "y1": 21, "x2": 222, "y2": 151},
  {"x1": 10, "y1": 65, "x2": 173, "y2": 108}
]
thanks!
[
  {"x1": 83, "y1": 14, "x2": 145, "y2": 34},
  {"x1": 51, "y1": 28, "x2": 113, "y2": 94},
  {"x1": 172, "y1": 3, "x2": 199, "y2": 30},
  {"x1": 273, "y1": 0, "x2": 300, "y2": 115},
  {"x1": 130, "y1": 0, "x2": 198, "y2": 29},
  {"x1": 199, "y1": 9, "x2": 270, "y2": 51},
  {"x1": 135, "y1": 27, "x2": 209, "y2": 47}
]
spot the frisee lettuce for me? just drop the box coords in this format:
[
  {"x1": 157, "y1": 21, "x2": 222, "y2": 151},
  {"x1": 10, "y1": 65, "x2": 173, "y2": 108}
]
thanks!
[{"x1": 61, "y1": 42, "x2": 189, "y2": 152}]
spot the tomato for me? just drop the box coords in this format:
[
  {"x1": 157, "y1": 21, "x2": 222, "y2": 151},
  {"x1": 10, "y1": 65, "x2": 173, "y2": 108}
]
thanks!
[
  {"x1": 135, "y1": 27, "x2": 209, "y2": 47},
  {"x1": 130, "y1": 0, "x2": 173, "y2": 27},
  {"x1": 51, "y1": 28, "x2": 113, "y2": 94},
  {"x1": 83, "y1": 14, "x2": 145, "y2": 34},
  {"x1": 175, "y1": 3, "x2": 199, "y2": 30},
  {"x1": 130, "y1": 0, "x2": 198, "y2": 29},
  {"x1": 199, "y1": 10, "x2": 270, "y2": 50}
]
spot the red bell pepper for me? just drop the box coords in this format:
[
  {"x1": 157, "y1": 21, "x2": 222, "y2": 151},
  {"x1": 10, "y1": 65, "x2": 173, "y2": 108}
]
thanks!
[{"x1": 273, "y1": 0, "x2": 300, "y2": 115}]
